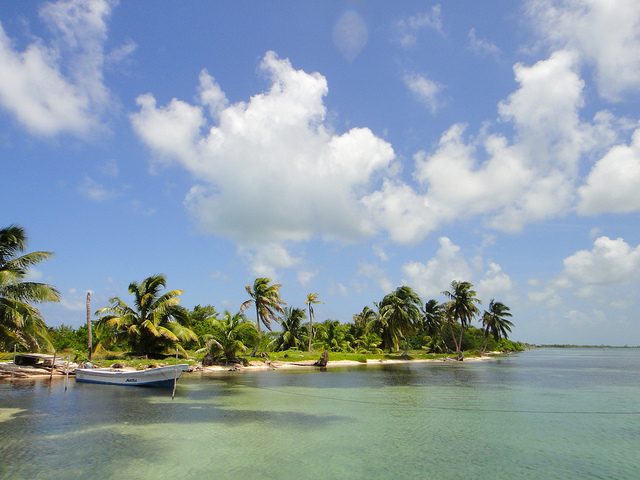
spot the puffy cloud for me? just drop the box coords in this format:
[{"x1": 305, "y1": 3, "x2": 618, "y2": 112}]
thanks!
[
  {"x1": 0, "y1": 0, "x2": 114, "y2": 136},
  {"x1": 578, "y1": 129, "x2": 640, "y2": 215},
  {"x1": 132, "y1": 51, "x2": 395, "y2": 249},
  {"x1": 563, "y1": 236, "x2": 640, "y2": 285},
  {"x1": 370, "y1": 50, "x2": 619, "y2": 240},
  {"x1": 333, "y1": 11, "x2": 368, "y2": 62},
  {"x1": 402, "y1": 237, "x2": 473, "y2": 297},
  {"x1": 402, "y1": 237, "x2": 513, "y2": 302},
  {"x1": 477, "y1": 262, "x2": 513, "y2": 300},
  {"x1": 528, "y1": 236, "x2": 640, "y2": 307},
  {"x1": 395, "y1": 6, "x2": 444, "y2": 47},
  {"x1": 403, "y1": 72, "x2": 442, "y2": 113},
  {"x1": 527, "y1": 0, "x2": 640, "y2": 101},
  {"x1": 239, "y1": 243, "x2": 301, "y2": 278},
  {"x1": 363, "y1": 179, "x2": 436, "y2": 244}
]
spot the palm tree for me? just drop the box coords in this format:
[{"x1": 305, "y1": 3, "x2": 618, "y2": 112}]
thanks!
[
  {"x1": 442, "y1": 280, "x2": 481, "y2": 360},
  {"x1": 481, "y1": 299, "x2": 513, "y2": 352},
  {"x1": 95, "y1": 274, "x2": 196, "y2": 356},
  {"x1": 422, "y1": 299, "x2": 444, "y2": 337},
  {"x1": 314, "y1": 320, "x2": 352, "y2": 352},
  {"x1": 376, "y1": 286, "x2": 422, "y2": 352},
  {"x1": 197, "y1": 311, "x2": 258, "y2": 364},
  {"x1": 0, "y1": 225, "x2": 60, "y2": 351},
  {"x1": 353, "y1": 306, "x2": 377, "y2": 334},
  {"x1": 271, "y1": 307, "x2": 307, "y2": 351},
  {"x1": 305, "y1": 292, "x2": 320, "y2": 352},
  {"x1": 241, "y1": 277, "x2": 286, "y2": 334}
]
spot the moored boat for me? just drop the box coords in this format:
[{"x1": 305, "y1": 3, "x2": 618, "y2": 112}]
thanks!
[{"x1": 75, "y1": 364, "x2": 190, "y2": 388}]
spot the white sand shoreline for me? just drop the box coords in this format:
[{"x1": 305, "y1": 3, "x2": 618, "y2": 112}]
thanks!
[{"x1": 198, "y1": 353, "x2": 504, "y2": 374}]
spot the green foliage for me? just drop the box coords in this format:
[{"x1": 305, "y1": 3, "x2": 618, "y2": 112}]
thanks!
[
  {"x1": 95, "y1": 274, "x2": 197, "y2": 357},
  {"x1": 184, "y1": 305, "x2": 219, "y2": 347},
  {"x1": 375, "y1": 286, "x2": 422, "y2": 352},
  {"x1": 314, "y1": 319, "x2": 353, "y2": 352},
  {"x1": 271, "y1": 307, "x2": 307, "y2": 351},
  {"x1": 241, "y1": 277, "x2": 286, "y2": 334},
  {"x1": 442, "y1": 281, "x2": 481, "y2": 359},
  {"x1": 482, "y1": 300, "x2": 514, "y2": 343},
  {"x1": 49, "y1": 323, "x2": 89, "y2": 352},
  {"x1": 0, "y1": 224, "x2": 60, "y2": 352},
  {"x1": 196, "y1": 311, "x2": 258, "y2": 364}
]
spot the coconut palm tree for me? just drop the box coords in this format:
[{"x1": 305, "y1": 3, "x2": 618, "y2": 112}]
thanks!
[
  {"x1": 95, "y1": 274, "x2": 196, "y2": 356},
  {"x1": 442, "y1": 280, "x2": 481, "y2": 360},
  {"x1": 241, "y1": 277, "x2": 285, "y2": 334},
  {"x1": 314, "y1": 320, "x2": 352, "y2": 352},
  {"x1": 197, "y1": 311, "x2": 258, "y2": 364},
  {"x1": 352, "y1": 305, "x2": 378, "y2": 339},
  {"x1": 271, "y1": 307, "x2": 307, "y2": 351},
  {"x1": 481, "y1": 299, "x2": 513, "y2": 352},
  {"x1": 422, "y1": 299, "x2": 444, "y2": 337},
  {"x1": 376, "y1": 286, "x2": 422, "y2": 352},
  {"x1": 0, "y1": 225, "x2": 59, "y2": 351},
  {"x1": 305, "y1": 292, "x2": 320, "y2": 352}
]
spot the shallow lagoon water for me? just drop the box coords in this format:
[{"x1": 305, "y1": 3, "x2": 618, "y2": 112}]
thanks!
[{"x1": 1, "y1": 349, "x2": 639, "y2": 479}]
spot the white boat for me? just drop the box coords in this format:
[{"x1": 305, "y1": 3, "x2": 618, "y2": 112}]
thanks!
[{"x1": 75, "y1": 364, "x2": 190, "y2": 388}]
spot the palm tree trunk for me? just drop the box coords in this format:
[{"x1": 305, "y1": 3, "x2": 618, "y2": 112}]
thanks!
[
  {"x1": 307, "y1": 306, "x2": 313, "y2": 352},
  {"x1": 448, "y1": 321, "x2": 461, "y2": 357},
  {"x1": 252, "y1": 303, "x2": 261, "y2": 357},
  {"x1": 457, "y1": 323, "x2": 465, "y2": 361}
]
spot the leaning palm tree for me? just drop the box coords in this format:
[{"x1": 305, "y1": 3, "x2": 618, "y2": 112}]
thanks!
[
  {"x1": 481, "y1": 299, "x2": 513, "y2": 352},
  {"x1": 0, "y1": 225, "x2": 59, "y2": 351},
  {"x1": 271, "y1": 307, "x2": 307, "y2": 351},
  {"x1": 305, "y1": 292, "x2": 320, "y2": 352},
  {"x1": 376, "y1": 286, "x2": 422, "y2": 352},
  {"x1": 197, "y1": 311, "x2": 258, "y2": 364},
  {"x1": 241, "y1": 277, "x2": 286, "y2": 334},
  {"x1": 95, "y1": 274, "x2": 196, "y2": 356},
  {"x1": 442, "y1": 280, "x2": 481, "y2": 360}
]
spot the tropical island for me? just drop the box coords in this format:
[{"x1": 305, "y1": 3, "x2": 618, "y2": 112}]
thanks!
[{"x1": 1, "y1": 224, "x2": 524, "y2": 378}]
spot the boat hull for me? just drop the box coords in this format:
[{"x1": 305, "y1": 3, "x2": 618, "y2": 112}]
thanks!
[{"x1": 75, "y1": 364, "x2": 190, "y2": 388}]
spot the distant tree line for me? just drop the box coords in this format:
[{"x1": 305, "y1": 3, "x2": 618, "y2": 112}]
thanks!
[{"x1": 1, "y1": 225, "x2": 522, "y2": 361}]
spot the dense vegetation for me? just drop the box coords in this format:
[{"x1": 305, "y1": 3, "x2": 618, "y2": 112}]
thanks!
[{"x1": 2, "y1": 225, "x2": 524, "y2": 363}]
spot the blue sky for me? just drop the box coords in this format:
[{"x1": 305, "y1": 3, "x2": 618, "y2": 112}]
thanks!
[{"x1": 1, "y1": 0, "x2": 639, "y2": 345}]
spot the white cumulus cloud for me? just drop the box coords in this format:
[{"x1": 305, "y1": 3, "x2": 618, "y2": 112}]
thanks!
[
  {"x1": 0, "y1": 0, "x2": 114, "y2": 137},
  {"x1": 402, "y1": 237, "x2": 473, "y2": 298},
  {"x1": 131, "y1": 51, "x2": 395, "y2": 271},
  {"x1": 563, "y1": 236, "x2": 640, "y2": 285},
  {"x1": 578, "y1": 129, "x2": 640, "y2": 215},
  {"x1": 527, "y1": 0, "x2": 640, "y2": 101}
]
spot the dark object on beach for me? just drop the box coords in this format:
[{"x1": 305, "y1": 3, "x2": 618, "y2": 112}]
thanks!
[
  {"x1": 313, "y1": 350, "x2": 329, "y2": 367},
  {"x1": 202, "y1": 354, "x2": 215, "y2": 367},
  {"x1": 14, "y1": 354, "x2": 57, "y2": 368},
  {"x1": 110, "y1": 363, "x2": 124, "y2": 369}
]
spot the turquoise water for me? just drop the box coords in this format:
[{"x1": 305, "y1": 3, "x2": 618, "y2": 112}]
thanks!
[{"x1": 1, "y1": 349, "x2": 639, "y2": 479}]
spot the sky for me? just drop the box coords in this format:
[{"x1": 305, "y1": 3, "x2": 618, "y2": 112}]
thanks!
[{"x1": 1, "y1": 0, "x2": 639, "y2": 345}]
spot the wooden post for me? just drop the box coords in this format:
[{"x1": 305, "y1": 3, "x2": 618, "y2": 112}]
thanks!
[
  {"x1": 171, "y1": 347, "x2": 178, "y2": 400},
  {"x1": 64, "y1": 356, "x2": 70, "y2": 392},
  {"x1": 49, "y1": 351, "x2": 56, "y2": 382},
  {"x1": 86, "y1": 291, "x2": 92, "y2": 360}
]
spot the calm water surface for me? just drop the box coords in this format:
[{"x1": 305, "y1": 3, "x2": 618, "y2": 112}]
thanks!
[{"x1": 1, "y1": 349, "x2": 639, "y2": 479}]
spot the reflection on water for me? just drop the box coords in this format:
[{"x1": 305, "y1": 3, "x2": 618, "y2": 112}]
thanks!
[{"x1": 1, "y1": 349, "x2": 639, "y2": 480}]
